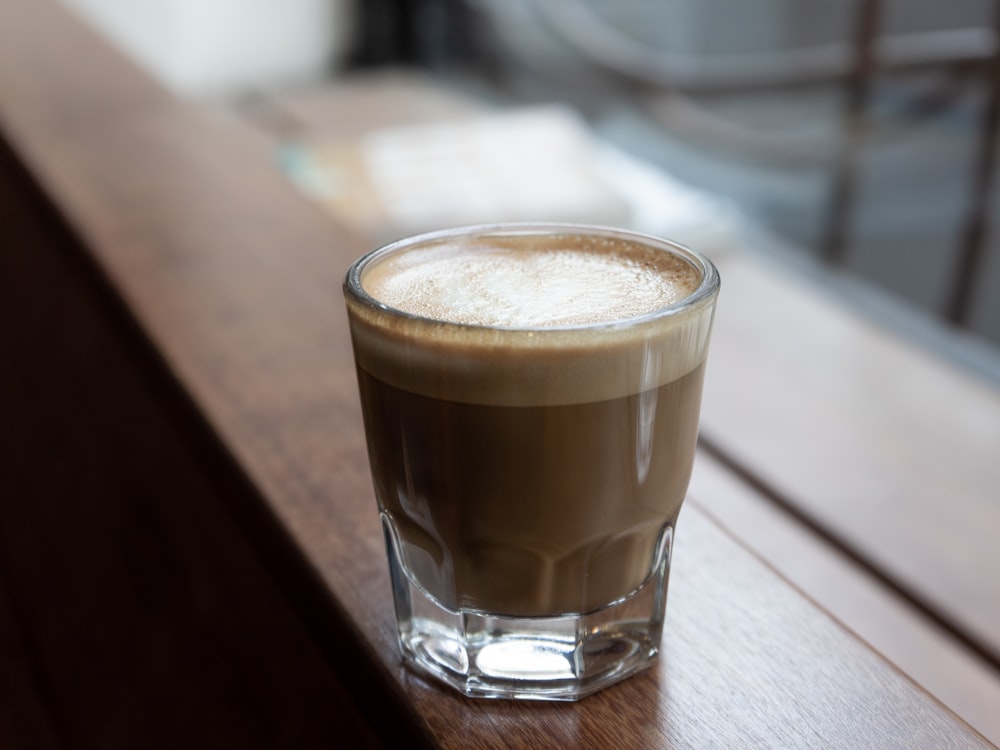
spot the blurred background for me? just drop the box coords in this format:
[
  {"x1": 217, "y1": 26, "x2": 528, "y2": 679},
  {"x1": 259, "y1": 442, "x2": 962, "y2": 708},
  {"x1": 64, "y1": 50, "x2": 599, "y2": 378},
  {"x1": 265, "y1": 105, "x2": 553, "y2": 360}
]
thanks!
[
  {"x1": 6, "y1": 3, "x2": 998, "y2": 743},
  {"x1": 62, "y1": 0, "x2": 1000, "y2": 374}
]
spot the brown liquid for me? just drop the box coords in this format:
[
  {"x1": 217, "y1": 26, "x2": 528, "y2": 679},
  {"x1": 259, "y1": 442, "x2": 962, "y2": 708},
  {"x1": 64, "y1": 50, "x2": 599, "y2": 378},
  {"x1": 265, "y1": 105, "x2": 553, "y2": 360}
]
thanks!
[
  {"x1": 357, "y1": 364, "x2": 705, "y2": 616},
  {"x1": 346, "y1": 229, "x2": 715, "y2": 616}
]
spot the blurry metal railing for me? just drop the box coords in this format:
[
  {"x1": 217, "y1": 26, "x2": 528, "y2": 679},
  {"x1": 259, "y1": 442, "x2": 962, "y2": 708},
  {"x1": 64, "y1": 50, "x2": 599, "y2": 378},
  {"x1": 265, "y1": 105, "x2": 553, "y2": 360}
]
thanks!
[
  {"x1": 480, "y1": 0, "x2": 1000, "y2": 332},
  {"x1": 816, "y1": 0, "x2": 1000, "y2": 329}
]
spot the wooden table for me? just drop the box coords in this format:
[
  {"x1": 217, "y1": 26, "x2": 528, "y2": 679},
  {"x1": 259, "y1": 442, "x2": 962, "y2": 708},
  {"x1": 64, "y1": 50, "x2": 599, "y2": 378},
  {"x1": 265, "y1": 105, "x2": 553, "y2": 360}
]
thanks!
[{"x1": 1, "y1": 1, "x2": 998, "y2": 747}]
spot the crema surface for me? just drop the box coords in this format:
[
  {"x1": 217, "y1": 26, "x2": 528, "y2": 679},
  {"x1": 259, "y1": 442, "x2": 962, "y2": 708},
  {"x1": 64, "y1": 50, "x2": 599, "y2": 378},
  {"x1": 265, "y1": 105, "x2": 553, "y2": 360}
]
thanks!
[{"x1": 361, "y1": 234, "x2": 700, "y2": 327}]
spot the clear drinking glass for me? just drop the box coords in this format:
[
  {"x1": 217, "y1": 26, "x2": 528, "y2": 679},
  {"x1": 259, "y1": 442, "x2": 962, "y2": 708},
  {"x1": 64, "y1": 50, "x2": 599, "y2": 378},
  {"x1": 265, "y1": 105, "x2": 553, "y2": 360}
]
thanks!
[{"x1": 343, "y1": 223, "x2": 719, "y2": 700}]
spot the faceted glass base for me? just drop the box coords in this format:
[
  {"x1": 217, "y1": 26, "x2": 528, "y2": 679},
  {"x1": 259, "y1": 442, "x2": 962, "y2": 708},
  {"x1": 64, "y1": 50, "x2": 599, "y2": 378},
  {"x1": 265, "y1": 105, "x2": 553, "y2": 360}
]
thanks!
[{"x1": 382, "y1": 514, "x2": 674, "y2": 701}]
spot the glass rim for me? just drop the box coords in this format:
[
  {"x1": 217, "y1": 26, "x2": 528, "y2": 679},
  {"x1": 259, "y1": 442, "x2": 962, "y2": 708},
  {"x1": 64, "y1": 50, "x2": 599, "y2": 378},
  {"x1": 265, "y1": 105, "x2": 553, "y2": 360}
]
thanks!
[{"x1": 343, "y1": 222, "x2": 721, "y2": 333}]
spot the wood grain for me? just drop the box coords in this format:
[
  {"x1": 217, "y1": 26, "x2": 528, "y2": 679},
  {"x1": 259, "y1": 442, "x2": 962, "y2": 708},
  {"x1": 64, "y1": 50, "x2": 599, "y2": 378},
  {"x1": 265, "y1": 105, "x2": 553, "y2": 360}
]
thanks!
[
  {"x1": 699, "y1": 248, "x2": 1000, "y2": 664},
  {"x1": 0, "y1": 1, "x2": 994, "y2": 747},
  {"x1": 690, "y1": 451, "x2": 1000, "y2": 745}
]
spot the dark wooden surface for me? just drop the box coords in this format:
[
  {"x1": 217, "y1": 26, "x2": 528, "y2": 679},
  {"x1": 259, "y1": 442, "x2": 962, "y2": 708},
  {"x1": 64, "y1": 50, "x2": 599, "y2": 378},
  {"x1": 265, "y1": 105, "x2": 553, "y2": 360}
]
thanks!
[
  {"x1": 0, "y1": 118, "x2": 389, "y2": 749},
  {"x1": 0, "y1": 0, "x2": 996, "y2": 747},
  {"x1": 0, "y1": 568, "x2": 59, "y2": 750},
  {"x1": 689, "y1": 450, "x2": 1000, "y2": 745},
  {"x1": 700, "y1": 249, "x2": 1000, "y2": 663}
]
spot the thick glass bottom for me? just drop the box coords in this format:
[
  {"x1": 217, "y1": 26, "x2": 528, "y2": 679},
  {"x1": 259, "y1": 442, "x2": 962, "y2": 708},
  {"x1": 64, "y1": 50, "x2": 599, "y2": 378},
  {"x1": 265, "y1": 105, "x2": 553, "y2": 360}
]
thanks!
[{"x1": 382, "y1": 514, "x2": 674, "y2": 701}]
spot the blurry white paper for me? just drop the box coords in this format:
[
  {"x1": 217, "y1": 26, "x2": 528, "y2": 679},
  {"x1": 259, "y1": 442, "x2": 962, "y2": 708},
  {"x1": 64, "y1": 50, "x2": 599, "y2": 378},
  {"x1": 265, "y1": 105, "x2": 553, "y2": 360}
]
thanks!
[{"x1": 282, "y1": 107, "x2": 630, "y2": 241}]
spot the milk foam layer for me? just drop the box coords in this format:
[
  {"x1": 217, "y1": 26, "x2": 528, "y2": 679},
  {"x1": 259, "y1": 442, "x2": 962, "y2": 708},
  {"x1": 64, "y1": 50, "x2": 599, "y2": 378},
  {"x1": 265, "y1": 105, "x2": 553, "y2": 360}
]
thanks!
[
  {"x1": 346, "y1": 228, "x2": 718, "y2": 406},
  {"x1": 361, "y1": 235, "x2": 700, "y2": 327}
]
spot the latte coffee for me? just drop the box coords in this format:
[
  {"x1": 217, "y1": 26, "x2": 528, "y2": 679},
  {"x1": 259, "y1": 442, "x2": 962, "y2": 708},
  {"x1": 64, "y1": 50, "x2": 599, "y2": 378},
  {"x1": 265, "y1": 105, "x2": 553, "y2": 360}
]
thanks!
[{"x1": 344, "y1": 224, "x2": 719, "y2": 699}]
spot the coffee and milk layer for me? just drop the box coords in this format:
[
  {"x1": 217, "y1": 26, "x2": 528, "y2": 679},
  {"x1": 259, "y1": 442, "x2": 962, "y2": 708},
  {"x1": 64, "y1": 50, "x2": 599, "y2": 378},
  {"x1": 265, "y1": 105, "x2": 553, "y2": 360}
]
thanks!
[{"x1": 347, "y1": 231, "x2": 713, "y2": 406}]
